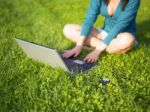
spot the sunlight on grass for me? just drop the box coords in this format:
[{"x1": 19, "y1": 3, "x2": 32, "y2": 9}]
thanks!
[{"x1": 0, "y1": 0, "x2": 150, "y2": 111}]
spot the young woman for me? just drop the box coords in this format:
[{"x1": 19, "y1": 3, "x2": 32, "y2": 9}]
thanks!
[{"x1": 62, "y1": 0, "x2": 141, "y2": 63}]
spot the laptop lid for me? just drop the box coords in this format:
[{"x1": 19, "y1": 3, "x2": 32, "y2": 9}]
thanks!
[{"x1": 15, "y1": 38, "x2": 70, "y2": 72}]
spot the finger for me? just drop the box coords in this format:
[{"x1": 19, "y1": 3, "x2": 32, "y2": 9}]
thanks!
[
  {"x1": 74, "y1": 52, "x2": 79, "y2": 57},
  {"x1": 64, "y1": 53, "x2": 72, "y2": 58},
  {"x1": 91, "y1": 58, "x2": 95, "y2": 63},
  {"x1": 74, "y1": 53, "x2": 78, "y2": 57},
  {"x1": 88, "y1": 58, "x2": 92, "y2": 63},
  {"x1": 91, "y1": 58, "x2": 94, "y2": 63},
  {"x1": 90, "y1": 58, "x2": 94, "y2": 63},
  {"x1": 83, "y1": 56, "x2": 88, "y2": 62},
  {"x1": 90, "y1": 58, "x2": 95, "y2": 63},
  {"x1": 94, "y1": 58, "x2": 98, "y2": 63},
  {"x1": 66, "y1": 52, "x2": 76, "y2": 58},
  {"x1": 62, "y1": 51, "x2": 70, "y2": 55},
  {"x1": 62, "y1": 52, "x2": 72, "y2": 58},
  {"x1": 94, "y1": 58, "x2": 96, "y2": 63},
  {"x1": 62, "y1": 53, "x2": 66, "y2": 58},
  {"x1": 87, "y1": 58, "x2": 92, "y2": 63},
  {"x1": 62, "y1": 53, "x2": 68, "y2": 58}
]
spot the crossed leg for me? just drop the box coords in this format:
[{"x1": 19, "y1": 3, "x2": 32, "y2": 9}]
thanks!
[{"x1": 63, "y1": 24, "x2": 136, "y2": 54}]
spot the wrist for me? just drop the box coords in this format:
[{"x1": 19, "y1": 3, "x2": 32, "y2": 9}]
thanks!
[
  {"x1": 95, "y1": 42, "x2": 107, "y2": 52},
  {"x1": 76, "y1": 36, "x2": 86, "y2": 46},
  {"x1": 75, "y1": 45, "x2": 83, "y2": 49}
]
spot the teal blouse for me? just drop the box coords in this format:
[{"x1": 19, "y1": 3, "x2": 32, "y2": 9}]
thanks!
[{"x1": 80, "y1": 0, "x2": 141, "y2": 45}]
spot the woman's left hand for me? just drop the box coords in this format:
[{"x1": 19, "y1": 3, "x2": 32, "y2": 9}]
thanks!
[
  {"x1": 83, "y1": 49, "x2": 102, "y2": 63},
  {"x1": 84, "y1": 42, "x2": 107, "y2": 63}
]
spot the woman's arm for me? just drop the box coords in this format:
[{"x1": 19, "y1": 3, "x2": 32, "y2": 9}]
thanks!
[
  {"x1": 103, "y1": 0, "x2": 141, "y2": 45},
  {"x1": 62, "y1": 0, "x2": 101, "y2": 59},
  {"x1": 80, "y1": 0, "x2": 101, "y2": 38}
]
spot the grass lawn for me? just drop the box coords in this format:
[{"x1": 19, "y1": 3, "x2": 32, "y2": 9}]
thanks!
[{"x1": 0, "y1": 0, "x2": 150, "y2": 111}]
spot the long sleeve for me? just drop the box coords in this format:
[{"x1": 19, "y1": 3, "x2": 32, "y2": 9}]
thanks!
[
  {"x1": 103, "y1": 0, "x2": 141, "y2": 45},
  {"x1": 80, "y1": 0, "x2": 101, "y2": 37}
]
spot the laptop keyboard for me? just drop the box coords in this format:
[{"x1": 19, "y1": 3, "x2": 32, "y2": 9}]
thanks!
[
  {"x1": 62, "y1": 57, "x2": 97, "y2": 73},
  {"x1": 63, "y1": 58, "x2": 79, "y2": 69}
]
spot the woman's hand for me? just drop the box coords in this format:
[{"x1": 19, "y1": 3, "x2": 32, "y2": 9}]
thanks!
[
  {"x1": 84, "y1": 49, "x2": 102, "y2": 63},
  {"x1": 84, "y1": 42, "x2": 107, "y2": 63},
  {"x1": 62, "y1": 45, "x2": 82, "y2": 58},
  {"x1": 62, "y1": 36, "x2": 85, "y2": 58}
]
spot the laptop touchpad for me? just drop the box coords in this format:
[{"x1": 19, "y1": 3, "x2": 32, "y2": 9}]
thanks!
[{"x1": 73, "y1": 60, "x2": 85, "y2": 65}]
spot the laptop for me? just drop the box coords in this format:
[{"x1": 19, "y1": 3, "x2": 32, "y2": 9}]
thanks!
[{"x1": 15, "y1": 38, "x2": 98, "y2": 74}]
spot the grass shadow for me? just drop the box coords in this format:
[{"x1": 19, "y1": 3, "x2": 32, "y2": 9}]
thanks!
[
  {"x1": 111, "y1": 19, "x2": 150, "y2": 111},
  {"x1": 137, "y1": 19, "x2": 150, "y2": 47}
]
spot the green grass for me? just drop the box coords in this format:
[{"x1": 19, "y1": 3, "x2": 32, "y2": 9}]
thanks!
[{"x1": 0, "y1": 0, "x2": 150, "y2": 111}]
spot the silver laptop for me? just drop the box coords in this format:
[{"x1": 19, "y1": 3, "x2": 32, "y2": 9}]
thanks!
[{"x1": 15, "y1": 38, "x2": 98, "y2": 74}]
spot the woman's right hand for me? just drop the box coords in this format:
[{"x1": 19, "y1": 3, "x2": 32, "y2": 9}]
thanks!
[{"x1": 62, "y1": 45, "x2": 82, "y2": 58}]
